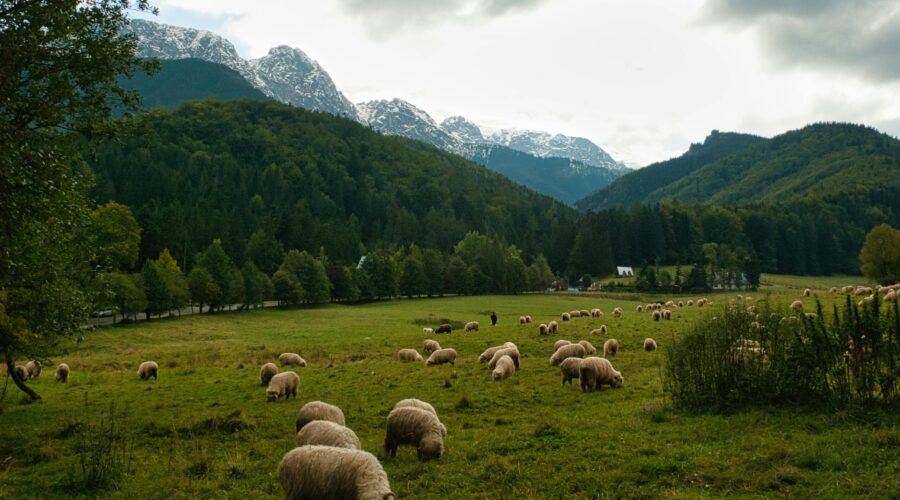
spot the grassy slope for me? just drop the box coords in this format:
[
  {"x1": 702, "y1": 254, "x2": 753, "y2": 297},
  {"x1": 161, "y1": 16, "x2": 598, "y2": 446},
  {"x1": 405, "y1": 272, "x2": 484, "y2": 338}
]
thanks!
[{"x1": 1, "y1": 289, "x2": 897, "y2": 498}]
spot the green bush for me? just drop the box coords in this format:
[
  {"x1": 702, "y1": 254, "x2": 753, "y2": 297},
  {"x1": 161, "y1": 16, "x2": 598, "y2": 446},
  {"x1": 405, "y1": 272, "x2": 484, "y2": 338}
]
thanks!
[{"x1": 665, "y1": 295, "x2": 900, "y2": 412}]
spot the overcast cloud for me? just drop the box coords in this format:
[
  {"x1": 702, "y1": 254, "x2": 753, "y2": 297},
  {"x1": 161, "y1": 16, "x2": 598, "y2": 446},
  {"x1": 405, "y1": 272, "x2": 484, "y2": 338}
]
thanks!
[{"x1": 137, "y1": 0, "x2": 900, "y2": 167}]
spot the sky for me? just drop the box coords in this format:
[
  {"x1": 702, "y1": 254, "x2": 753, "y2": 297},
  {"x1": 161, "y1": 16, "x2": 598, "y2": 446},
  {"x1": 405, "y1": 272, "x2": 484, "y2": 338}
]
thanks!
[{"x1": 133, "y1": 0, "x2": 900, "y2": 167}]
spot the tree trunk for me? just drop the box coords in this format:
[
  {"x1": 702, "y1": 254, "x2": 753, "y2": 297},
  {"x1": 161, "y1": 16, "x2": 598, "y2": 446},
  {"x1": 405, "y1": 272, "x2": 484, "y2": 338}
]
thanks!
[{"x1": 4, "y1": 348, "x2": 40, "y2": 401}]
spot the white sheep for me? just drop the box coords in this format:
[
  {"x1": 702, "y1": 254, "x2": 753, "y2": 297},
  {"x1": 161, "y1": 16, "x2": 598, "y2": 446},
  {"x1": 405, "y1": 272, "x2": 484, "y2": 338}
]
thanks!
[
  {"x1": 687, "y1": 299, "x2": 694, "y2": 306},
  {"x1": 651, "y1": 310, "x2": 661, "y2": 321},
  {"x1": 397, "y1": 349, "x2": 424, "y2": 362},
  {"x1": 137, "y1": 361, "x2": 158, "y2": 380},
  {"x1": 479, "y1": 343, "x2": 515, "y2": 363},
  {"x1": 603, "y1": 339, "x2": 618, "y2": 357},
  {"x1": 561, "y1": 312, "x2": 571, "y2": 321},
  {"x1": 295, "y1": 420, "x2": 361, "y2": 450},
  {"x1": 425, "y1": 348, "x2": 457, "y2": 366},
  {"x1": 280, "y1": 352, "x2": 308, "y2": 367},
  {"x1": 519, "y1": 316, "x2": 527, "y2": 325},
  {"x1": 539, "y1": 323, "x2": 549, "y2": 335},
  {"x1": 492, "y1": 355, "x2": 515, "y2": 381},
  {"x1": 803, "y1": 288, "x2": 811, "y2": 297},
  {"x1": 579, "y1": 356, "x2": 624, "y2": 392},
  {"x1": 662, "y1": 309, "x2": 671, "y2": 320},
  {"x1": 553, "y1": 339, "x2": 572, "y2": 351},
  {"x1": 578, "y1": 340, "x2": 598, "y2": 355},
  {"x1": 525, "y1": 315, "x2": 533, "y2": 324},
  {"x1": 24, "y1": 360, "x2": 41, "y2": 379},
  {"x1": 591, "y1": 325, "x2": 608, "y2": 337},
  {"x1": 591, "y1": 308, "x2": 602, "y2": 318},
  {"x1": 464, "y1": 321, "x2": 480, "y2": 332},
  {"x1": 570, "y1": 310, "x2": 582, "y2": 318},
  {"x1": 278, "y1": 445, "x2": 394, "y2": 500},
  {"x1": 55, "y1": 363, "x2": 69, "y2": 383},
  {"x1": 423, "y1": 339, "x2": 441, "y2": 353},
  {"x1": 790, "y1": 300, "x2": 803, "y2": 311},
  {"x1": 259, "y1": 362, "x2": 278, "y2": 386},
  {"x1": 266, "y1": 371, "x2": 300, "y2": 402},
  {"x1": 559, "y1": 357, "x2": 583, "y2": 385},
  {"x1": 393, "y1": 399, "x2": 447, "y2": 436},
  {"x1": 636, "y1": 305, "x2": 643, "y2": 312},
  {"x1": 384, "y1": 406, "x2": 444, "y2": 460},
  {"x1": 488, "y1": 346, "x2": 520, "y2": 370},
  {"x1": 644, "y1": 338, "x2": 658, "y2": 352},
  {"x1": 548, "y1": 321, "x2": 559, "y2": 334},
  {"x1": 422, "y1": 327, "x2": 434, "y2": 334},
  {"x1": 550, "y1": 343, "x2": 586, "y2": 366},
  {"x1": 296, "y1": 401, "x2": 346, "y2": 432},
  {"x1": 613, "y1": 307, "x2": 623, "y2": 318}
]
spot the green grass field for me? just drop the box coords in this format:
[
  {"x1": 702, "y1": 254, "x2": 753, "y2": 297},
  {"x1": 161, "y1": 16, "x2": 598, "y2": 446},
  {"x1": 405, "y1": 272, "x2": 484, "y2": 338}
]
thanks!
[{"x1": 1, "y1": 286, "x2": 897, "y2": 498}]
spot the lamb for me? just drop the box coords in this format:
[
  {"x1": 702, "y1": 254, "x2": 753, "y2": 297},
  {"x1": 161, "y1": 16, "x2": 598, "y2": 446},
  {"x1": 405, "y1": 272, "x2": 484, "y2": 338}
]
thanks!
[
  {"x1": 548, "y1": 320, "x2": 559, "y2": 334},
  {"x1": 384, "y1": 406, "x2": 444, "y2": 460},
  {"x1": 803, "y1": 288, "x2": 811, "y2": 297},
  {"x1": 591, "y1": 325, "x2": 608, "y2": 336},
  {"x1": 14, "y1": 365, "x2": 28, "y2": 381},
  {"x1": 296, "y1": 401, "x2": 346, "y2": 432},
  {"x1": 644, "y1": 338, "x2": 658, "y2": 352},
  {"x1": 790, "y1": 300, "x2": 803, "y2": 311},
  {"x1": 559, "y1": 357, "x2": 583, "y2": 385},
  {"x1": 397, "y1": 349, "x2": 424, "y2": 362},
  {"x1": 553, "y1": 339, "x2": 572, "y2": 351},
  {"x1": 425, "y1": 348, "x2": 457, "y2": 366},
  {"x1": 651, "y1": 310, "x2": 661, "y2": 321},
  {"x1": 55, "y1": 363, "x2": 70, "y2": 383},
  {"x1": 561, "y1": 312, "x2": 571, "y2": 321},
  {"x1": 24, "y1": 360, "x2": 41, "y2": 379},
  {"x1": 603, "y1": 339, "x2": 619, "y2": 357},
  {"x1": 488, "y1": 346, "x2": 520, "y2": 370},
  {"x1": 613, "y1": 307, "x2": 623, "y2": 318},
  {"x1": 435, "y1": 323, "x2": 452, "y2": 334},
  {"x1": 580, "y1": 356, "x2": 624, "y2": 392},
  {"x1": 478, "y1": 342, "x2": 516, "y2": 363},
  {"x1": 464, "y1": 321, "x2": 479, "y2": 332},
  {"x1": 525, "y1": 315, "x2": 533, "y2": 323},
  {"x1": 278, "y1": 445, "x2": 394, "y2": 500},
  {"x1": 259, "y1": 362, "x2": 278, "y2": 386},
  {"x1": 266, "y1": 371, "x2": 300, "y2": 402},
  {"x1": 137, "y1": 361, "x2": 158, "y2": 380},
  {"x1": 295, "y1": 420, "x2": 361, "y2": 450},
  {"x1": 591, "y1": 308, "x2": 602, "y2": 317},
  {"x1": 570, "y1": 310, "x2": 581, "y2": 318},
  {"x1": 519, "y1": 316, "x2": 527, "y2": 325},
  {"x1": 662, "y1": 309, "x2": 671, "y2": 320},
  {"x1": 423, "y1": 339, "x2": 441, "y2": 353},
  {"x1": 492, "y1": 355, "x2": 515, "y2": 381},
  {"x1": 280, "y1": 353, "x2": 308, "y2": 367},
  {"x1": 393, "y1": 399, "x2": 447, "y2": 436},
  {"x1": 539, "y1": 323, "x2": 549, "y2": 335},
  {"x1": 549, "y1": 343, "x2": 586, "y2": 366},
  {"x1": 422, "y1": 327, "x2": 434, "y2": 334},
  {"x1": 578, "y1": 340, "x2": 598, "y2": 355}
]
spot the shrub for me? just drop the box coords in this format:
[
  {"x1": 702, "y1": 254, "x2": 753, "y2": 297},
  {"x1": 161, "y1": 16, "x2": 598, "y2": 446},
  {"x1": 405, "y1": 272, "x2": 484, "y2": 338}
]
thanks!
[{"x1": 665, "y1": 295, "x2": 900, "y2": 412}]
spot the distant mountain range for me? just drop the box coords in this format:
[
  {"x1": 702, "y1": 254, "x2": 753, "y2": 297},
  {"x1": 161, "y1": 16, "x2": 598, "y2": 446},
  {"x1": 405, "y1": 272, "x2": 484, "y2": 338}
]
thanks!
[
  {"x1": 575, "y1": 123, "x2": 900, "y2": 211},
  {"x1": 127, "y1": 19, "x2": 627, "y2": 203}
]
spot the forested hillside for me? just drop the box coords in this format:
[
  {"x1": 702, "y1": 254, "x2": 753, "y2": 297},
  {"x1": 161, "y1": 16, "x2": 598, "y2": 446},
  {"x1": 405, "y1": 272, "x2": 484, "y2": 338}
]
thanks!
[
  {"x1": 120, "y1": 58, "x2": 267, "y2": 109},
  {"x1": 575, "y1": 130, "x2": 764, "y2": 210},
  {"x1": 90, "y1": 100, "x2": 577, "y2": 272}
]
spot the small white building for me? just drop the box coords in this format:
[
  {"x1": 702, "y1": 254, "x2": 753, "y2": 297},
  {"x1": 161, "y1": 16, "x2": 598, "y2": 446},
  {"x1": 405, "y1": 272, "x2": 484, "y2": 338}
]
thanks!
[{"x1": 616, "y1": 266, "x2": 634, "y2": 277}]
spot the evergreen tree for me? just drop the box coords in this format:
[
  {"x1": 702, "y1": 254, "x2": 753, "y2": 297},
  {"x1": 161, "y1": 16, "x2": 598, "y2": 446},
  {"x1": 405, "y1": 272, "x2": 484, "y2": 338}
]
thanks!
[
  {"x1": 279, "y1": 250, "x2": 331, "y2": 304},
  {"x1": 188, "y1": 267, "x2": 219, "y2": 313},
  {"x1": 155, "y1": 248, "x2": 189, "y2": 313},
  {"x1": 246, "y1": 228, "x2": 286, "y2": 275},
  {"x1": 195, "y1": 239, "x2": 236, "y2": 311},
  {"x1": 362, "y1": 250, "x2": 397, "y2": 299},
  {"x1": 141, "y1": 260, "x2": 170, "y2": 318},
  {"x1": 399, "y1": 252, "x2": 428, "y2": 298}
]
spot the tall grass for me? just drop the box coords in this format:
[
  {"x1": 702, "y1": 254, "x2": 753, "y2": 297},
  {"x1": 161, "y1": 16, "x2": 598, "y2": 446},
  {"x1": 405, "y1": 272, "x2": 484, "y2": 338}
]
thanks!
[{"x1": 665, "y1": 295, "x2": 900, "y2": 412}]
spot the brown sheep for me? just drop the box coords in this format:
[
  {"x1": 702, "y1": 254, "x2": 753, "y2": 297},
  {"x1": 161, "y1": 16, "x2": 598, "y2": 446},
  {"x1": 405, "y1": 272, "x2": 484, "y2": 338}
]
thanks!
[{"x1": 435, "y1": 323, "x2": 452, "y2": 334}]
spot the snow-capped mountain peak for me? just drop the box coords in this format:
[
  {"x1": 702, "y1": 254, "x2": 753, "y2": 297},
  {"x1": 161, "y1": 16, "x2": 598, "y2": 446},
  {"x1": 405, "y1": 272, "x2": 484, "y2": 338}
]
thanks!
[
  {"x1": 440, "y1": 116, "x2": 486, "y2": 144},
  {"x1": 358, "y1": 99, "x2": 461, "y2": 151}
]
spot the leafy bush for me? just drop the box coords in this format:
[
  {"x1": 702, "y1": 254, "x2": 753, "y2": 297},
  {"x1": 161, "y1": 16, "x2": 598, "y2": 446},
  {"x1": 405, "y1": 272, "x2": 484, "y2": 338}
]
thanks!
[{"x1": 665, "y1": 295, "x2": 900, "y2": 412}]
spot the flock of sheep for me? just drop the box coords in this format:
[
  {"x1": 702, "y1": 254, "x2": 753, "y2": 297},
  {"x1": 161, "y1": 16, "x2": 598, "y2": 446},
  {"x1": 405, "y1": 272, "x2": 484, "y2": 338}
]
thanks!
[{"x1": 11, "y1": 360, "x2": 68, "y2": 384}]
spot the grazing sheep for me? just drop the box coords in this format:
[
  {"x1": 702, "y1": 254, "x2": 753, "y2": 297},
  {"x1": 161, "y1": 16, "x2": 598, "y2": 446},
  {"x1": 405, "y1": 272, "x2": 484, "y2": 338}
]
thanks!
[
  {"x1": 579, "y1": 309, "x2": 590, "y2": 317},
  {"x1": 24, "y1": 360, "x2": 41, "y2": 379},
  {"x1": 554, "y1": 339, "x2": 572, "y2": 351},
  {"x1": 803, "y1": 288, "x2": 811, "y2": 297},
  {"x1": 687, "y1": 300, "x2": 694, "y2": 306},
  {"x1": 479, "y1": 343, "x2": 516, "y2": 363},
  {"x1": 296, "y1": 401, "x2": 346, "y2": 432},
  {"x1": 745, "y1": 296, "x2": 753, "y2": 302},
  {"x1": 488, "y1": 347, "x2": 520, "y2": 370},
  {"x1": 790, "y1": 300, "x2": 803, "y2": 311},
  {"x1": 559, "y1": 357, "x2": 583, "y2": 385},
  {"x1": 397, "y1": 349, "x2": 424, "y2": 362},
  {"x1": 539, "y1": 323, "x2": 549, "y2": 335},
  {"x1": 644, "y1": 338, "x2": 658, "y2": 352},
  {"x1": 422, "y1": 327, "x2": 434, "y2": 334},
  {"x1": 665, "y1": 301, "x2": 676, "y2": 308},
  {"x1": 580, "y1": 357, "x2": 624, "y2": 392},
  {"x1": 393, "y1": 399, "x2": 447, "y2": 436},
  {"x1": 550, "y1": 343, "x2": 586, "y2": 366},
  {"x1": 842, "y1": 285, "x2": 855, "y2": 294},
  {"x1": 562, "y1": 312, "x2": 571, "y2": 321},
  {"x1": 278, "y1": 446, "x2": 394, "y2": 500},
  {"x1": 295, "y1": 420, "x2": 361, "y2": 450},
  {"x1": 636, "y1": 305, "x2": 643, "y2": 312},
  {"x1": 736, "y1": 295, "x2": 744, "y2": 301},
  {"x1": 267, "y1": 371, "x2": 300, "y2": 402},
  {"x1": 525, "y1": 315, "x2": 533, "y2": 324},
  {"x1": 519, "y1": 316, "x2": 527, "y2": 325},
  {"x1": 259, "y1": 362, "x2": 278, "y2": 386},
  {"x1": 426, "y1": 348, "x2": 457, "y2": 366},
  {"x1": 830, "y1": 287, "x2": 839, "y2": 294},
  {"x1": 697, "y1": 298, "x2": 707, "y2": 307},
  {"x1": 14, "y1": 365, "x2": 28, "y2": 381},
  {"x1": 591, "y1": 308, "x2": 602, "y2": 317},
  {"x1": 570, "y1": 310, "x2": 581, "y2": 318},
  {"x1": 384, "y1": 406, "x2": 444, "y2": 460},
  {"x1": 651, "y1": 310, "x2": 661, "y2": 321},
  {"x1": 662, "y1": 309, "x2": 672, "y2": 320},
  {"x1": 464, "y1": 321, "x2": 480, "y2": 332},
  {"x1": 886, "y1": 290, "x2": 896, "y2": 302},
  {"x1": 280, "y1": 353, "x2": 308, "y2": 368},
  {"x1": 55, "y1": 363, "x2": 69, "y2": 383},
  {"x1": 855, "y1": 287, "x2": 872, "y2": 296},
  {"x1": 137, "y1": 361, "x2": 158, "y2": 380},
  {"x1": 591, "y1": 325, "x2": 608, "y2": 336},
  {"x1": 423, "y1": 339, "x2": 441, "y2": 353},
  {"x1": 603, "y1": 339, "x2": 619, "y2": 357},
  {"x1": 548, "y1": 320, "x2": 559, "y2": 334},
  {"x1": 492, "y1": 355, "x2": 515, "y2": 381},
  {"x1": 678, "y1": 301, "x2": 684, "y2": 307},
  {"x1": 435, "y1": 323, "x2": 452, "y2": 334},
  {"x1": 613, "y1": 307, "x2": 623, "y2": 318},
  {"x1": 578, "y1": 340, "x2": 598, "y2": 355}
]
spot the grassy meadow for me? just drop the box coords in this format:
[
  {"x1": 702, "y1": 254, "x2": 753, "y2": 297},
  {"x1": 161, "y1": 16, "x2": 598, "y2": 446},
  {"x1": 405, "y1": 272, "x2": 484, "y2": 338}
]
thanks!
[{"x1": 1, "y1": 284, "x2": 898, "y2": 498}]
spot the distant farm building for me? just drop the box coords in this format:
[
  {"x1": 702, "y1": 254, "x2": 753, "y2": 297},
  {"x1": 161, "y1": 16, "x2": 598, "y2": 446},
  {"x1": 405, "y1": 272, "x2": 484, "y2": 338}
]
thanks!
[{"x1": 616, "y1": 266, "x2": 634, "y2": 277}]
